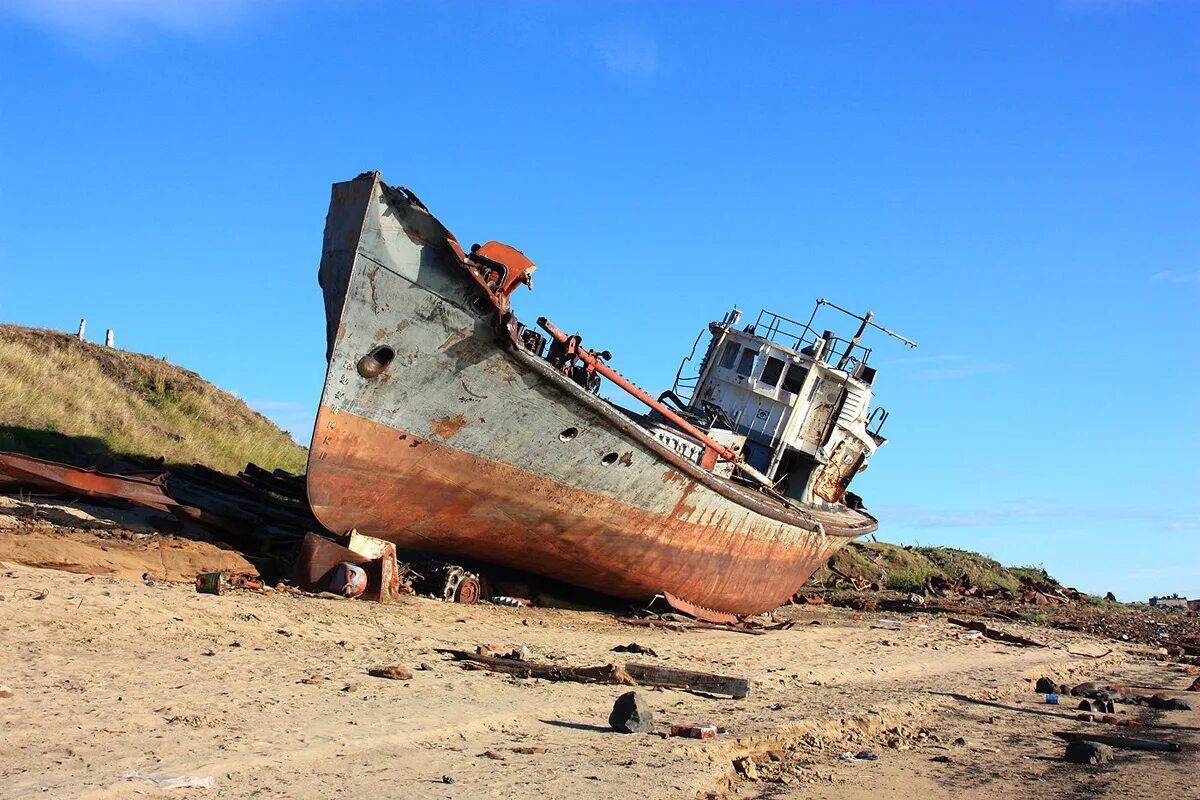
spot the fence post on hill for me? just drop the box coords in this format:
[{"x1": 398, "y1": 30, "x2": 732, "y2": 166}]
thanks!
[
  {"x1": 105, "y1": 329, "x2": 114, "y2": 348},
  {"x1": 77, "y1": 319, "x2": 86, "y2": 341}
]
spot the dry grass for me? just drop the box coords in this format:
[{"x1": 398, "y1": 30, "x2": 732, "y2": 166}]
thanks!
[{"x1": 0, "y1": 325, "x2": 307, "y2": 474}]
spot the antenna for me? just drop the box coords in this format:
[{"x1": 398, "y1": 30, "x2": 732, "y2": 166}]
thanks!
[{"x1": 810, "y1": 298, "x2": 918, "y2": 370}]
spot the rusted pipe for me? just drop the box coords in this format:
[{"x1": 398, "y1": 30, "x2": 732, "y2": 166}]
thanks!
[
  {"x1": 536, "y1": 317, "x2": 783, "y2": 494},
  {"x1": 836, "y1": 311, "x2": 872, "y2": 370}
]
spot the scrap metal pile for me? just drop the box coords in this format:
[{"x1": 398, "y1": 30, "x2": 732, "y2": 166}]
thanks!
[
  {"x1": 0, "y1": 451, "x2": 476, "y2": 603},
  {"x1": 0, "y1": 451, "x2": 314, "y2": 557}
]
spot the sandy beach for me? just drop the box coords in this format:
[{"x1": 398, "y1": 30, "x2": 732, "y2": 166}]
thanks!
[{"x1": 2, "y1": 545, "x2": 1196, "y2": 800}]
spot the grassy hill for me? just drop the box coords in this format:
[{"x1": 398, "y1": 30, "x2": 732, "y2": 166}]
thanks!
[
  {"x1": 811, "y1": 540, "x2": 1066, "y2": 594},
  {"x1": 0, "y1": 324, "x2": 308, "y2": 475}
]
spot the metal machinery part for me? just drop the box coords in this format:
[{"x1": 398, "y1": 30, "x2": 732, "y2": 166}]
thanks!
[{"x1": 415, "y1": 562, "x2": 481, "y2": 604}]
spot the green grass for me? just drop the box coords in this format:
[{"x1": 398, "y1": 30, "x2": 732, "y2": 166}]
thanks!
[
  {"x1": 0, "y1": 324, "x2": 308, "y2": 475},
  {"x1": 1021, "y1": 609, "x2": 1047, "y2": 625},
  {"x1": 812, "y1": 541, "x2": 1068, "y2": 595},
  {"x1": 814, "y1": 541, "x2": 942, "y2": 592},
  {"x1": 913, "y1": 547, "x2": 1020, "y2": 592},
  {"x1": 1008, "y1": 566, "x2": 1062, "y2": 588}
]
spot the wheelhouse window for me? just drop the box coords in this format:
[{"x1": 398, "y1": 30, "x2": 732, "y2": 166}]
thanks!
[
  {"x1": 736, "y1": 348, "x2": 757, "y2": 377},
  {"x1": 782, "y1": 363, "x2": 808, "y2": 394},
  {"x1": 719, "y1": 341, "x2": 740, "y2": 370},
  {"x1": 760, "y1": 356, "x2": 785, "y2": 387}
]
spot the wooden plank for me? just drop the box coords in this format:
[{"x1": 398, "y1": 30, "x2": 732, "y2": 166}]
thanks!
[
  {"x1": 617, "y1": 617, "x2": 767, "y2": 636},
  {"x1": 948, "y1": 618, "x2": 1046, "y2": 648},
  {"x1": 623, "y1": 662, "x2": 751, "y2": 699},
  {"x1": 435, "y1": 649, "x2": 635, "y2": 685},
  {"x1": 434, "y1": 649, "x2": 751, "y2": 698},
  {"x1": 1053, "y1": 731, "x2": 1181, "y2": 752}
]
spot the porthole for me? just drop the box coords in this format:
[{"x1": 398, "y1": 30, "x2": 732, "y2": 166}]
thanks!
[
  {"x1": 559, "y1": 427, "x2": 579, "y2": 442},
  {"x1": 601, "y1": 452, "x2": 619, "y2": 466},
  {"x1": 357, "y1": 346, "x2": 395, "y2": 378}
]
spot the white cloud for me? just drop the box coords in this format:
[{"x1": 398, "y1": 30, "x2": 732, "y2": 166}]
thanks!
[
  {"x1": 595, "y1": 30, "x2": 661, "y2": 78},
  {"x1": 0, "y1": 0, "x2": 269, "y2": 47},
  {"x1": 1151, "y1": 270, "x2": 1200, "y2": 285}
]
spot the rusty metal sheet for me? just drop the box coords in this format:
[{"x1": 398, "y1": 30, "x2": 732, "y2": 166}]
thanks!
[
  {"x1": 0, "y1": 451, "x2": 178, "y2": 512},
  {"x1": 662, "y1": 591, "x2": 741, "y2": 625}
]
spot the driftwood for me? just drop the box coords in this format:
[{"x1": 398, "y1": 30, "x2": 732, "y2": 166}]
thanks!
[
  {"x1": 1066, "y1": 647, "x2": 1114, "y2": 659},
  {"x1": 948, "y1": 618, "x2": 1047, "y2": 648},
  {"x1": 624, "y1": 662, "x2": 750, "y2": 698},
  {"x1": 617, "y1": 617, "x2": 767, "y2": 636},
  {"x1": 1053, "y1": 731, "x2": 1181, "y2": 752},
  {"x1": 434, "y1": 648, "x2": 751, "y2": 698},
  {"x1": 436, "y1": 649, "x2": 635, "y2": 685}
]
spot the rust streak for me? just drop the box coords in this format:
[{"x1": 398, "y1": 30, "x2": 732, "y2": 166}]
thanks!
[
  {"x1": 429, "y1": 414, "x2": 468, "y2": 439},
  {"x1": 438, "y1": 331, "x2": 468, "y2": 351}
]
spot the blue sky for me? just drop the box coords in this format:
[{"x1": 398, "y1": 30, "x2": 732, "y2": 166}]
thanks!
[{"x1": 1, "y1": 1, "x2": 1196, "y2": 600}]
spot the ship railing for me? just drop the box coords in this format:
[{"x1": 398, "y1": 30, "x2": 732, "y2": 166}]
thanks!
[
  {"x1": 749, "y1": 309, "x2": 873, "y2": 371},
  {"x1": 669, "y1": 328, "x2": 708, "y2": 404},
  {"x1": 867, "y1": 406, "x2": 889, "y2": 437}
]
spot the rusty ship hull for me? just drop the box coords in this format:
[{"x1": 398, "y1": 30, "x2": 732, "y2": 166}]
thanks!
[{"x1": 307, "y1": 173, "x2": 877, "y2": 616}]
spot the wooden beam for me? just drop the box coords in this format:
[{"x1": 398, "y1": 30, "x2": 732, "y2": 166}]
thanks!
[
  {"x1": 434, "y1": 649, "x2": 751, "y2": 698},
  {"x1": 624, "y1": 662, "x2": 751, "y2": 699},
  {"x1": 1053, "y1": 731, "x2": 1180, "y2": 752},
  {"x1": 948, "y1": 618, "x2": 1046, "y2": 648}
]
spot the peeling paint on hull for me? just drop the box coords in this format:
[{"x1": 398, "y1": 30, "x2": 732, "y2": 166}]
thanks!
[{"x1": 307, "y1": 173, "x2": 876, "y2": 616}]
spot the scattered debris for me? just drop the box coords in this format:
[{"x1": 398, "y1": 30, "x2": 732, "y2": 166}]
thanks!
[
  {"x1": 194, "y1": 571, "x2": 226, "y2": 595},
  {"x1": 1034, "y1": 676, "x2": 1060, "y2": 694},
  {"x1": 330, "y1": 562, "x2": 367, "y2": 598},
  {"x1": 346, "y1": 530, "x2": 403, "y2": 602},
  {"x1": 1064, "y1": 740, "x2": 1113, "y2": 765},
  {"x1": 947, "y1": 618, "x2": 1046, "y2": 648},
  {"x1": 1078, "y1": 698, "x2": 1114, "y2": 713},
  {"x1": 1150, "y1": 695, "x2": 1192, "y2": 711},
  {"x1": 670, "y1": 723, "x2": 718, "y2": 739},
  {"x1": 125, "y1": 772, "x2": 215, "y2": 788},
  {"x1": 612, "y1": 643, "x2": 658, "y2": 657},
  {"x1": 609, "y1": 691, "x2": 654, "y2": 733},
  {"x1": 367, "y1": 665, "x2": 414, "y2": 681},
  {"x1": 0, "y1": 685, "x2": 13, "y2": 699}
]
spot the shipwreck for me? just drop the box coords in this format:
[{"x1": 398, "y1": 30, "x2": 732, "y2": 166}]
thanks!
[{"x1": 308, "y1": 172, "x2": 915, "y2": 616}]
